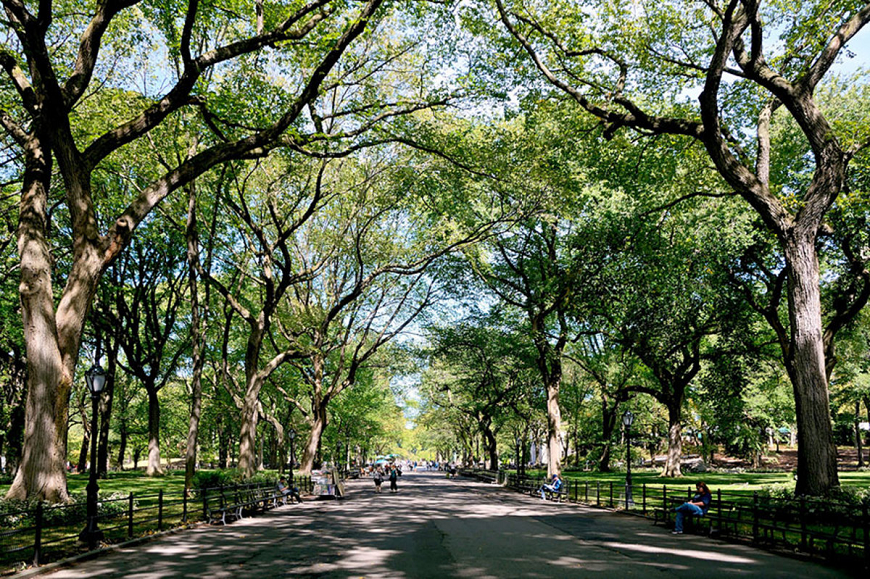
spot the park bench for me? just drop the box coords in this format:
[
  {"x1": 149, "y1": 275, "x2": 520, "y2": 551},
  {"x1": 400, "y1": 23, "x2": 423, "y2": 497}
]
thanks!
[
  {"x1": 542, "y1": 486, "x2": 568, "y2": 503},
  {"x1": 203, "y1": 488, "x2": 244, "y2": 525},
  {"x1": 203, "y1": 483, "x2": 290, "y2": 525},
  {"x1": 525, "y1": 480, "x2": 567, "y2": 503},
  {"x1": 656, "y1": 495, "x2": 740, "y2": 536}
]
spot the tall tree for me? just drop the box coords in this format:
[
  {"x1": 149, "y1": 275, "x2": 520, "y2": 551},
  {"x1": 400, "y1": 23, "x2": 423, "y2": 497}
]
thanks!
[
  {"x1": 1, "y1": 0, "x2": 392, "y2": 502},
  {"x1": 490, "y1": 0, "x2": 870, "y2": 495}
]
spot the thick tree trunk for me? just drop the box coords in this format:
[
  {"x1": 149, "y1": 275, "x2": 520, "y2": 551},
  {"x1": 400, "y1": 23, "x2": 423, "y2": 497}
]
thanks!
[
  {"x1": 546, "y1": 382, "x2": 562, "y2": 477},
  {"x1": 662, "y1": 405, "x2": 683, "y2": 478},
  {"x1": 6, "y1": 144, "x2": 73, "y2": 502},
  {"x1": 237, "y1": 390, "x2": 262, "y2": 479},
  {"x1": 145, "y1": 387, "x2": 163, "y2": 476},
  {"x1": 299, "y1": 402, "x2": 328, "y2": 474},
  {"x1": 482, "y1": 423, "x2": 498, "y2": 470},
  {"x1": 597, "y1": 399, "x2": 618, "y2": 472},
  {"x1": 784, "y1": 238, "x2": 839, "y2": 495}
]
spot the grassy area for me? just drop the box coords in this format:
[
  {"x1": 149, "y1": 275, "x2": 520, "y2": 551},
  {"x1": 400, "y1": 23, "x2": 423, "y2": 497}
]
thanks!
[
  {"x1": 518, "y1": 468, "x2": 870, "y2": 493},
  {"x1": 0, "y1": 470, "x2": 190, "y2": 500}
]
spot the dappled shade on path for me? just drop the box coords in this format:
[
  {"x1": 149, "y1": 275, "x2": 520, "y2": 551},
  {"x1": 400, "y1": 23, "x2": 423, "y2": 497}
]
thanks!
[{"x1": 41, "y1": 472, "x2": 857, "y2": 578}]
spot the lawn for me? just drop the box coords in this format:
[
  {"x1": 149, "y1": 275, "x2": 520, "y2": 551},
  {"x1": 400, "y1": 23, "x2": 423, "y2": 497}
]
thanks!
[{"x1": 517, "y1": 468, "x2": 870, "y2": 493}]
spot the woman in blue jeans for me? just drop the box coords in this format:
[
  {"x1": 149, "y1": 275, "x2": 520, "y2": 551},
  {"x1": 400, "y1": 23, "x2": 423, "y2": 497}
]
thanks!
[{"x1": 673, "y1": 482, "x2": 712, "y2": 534}]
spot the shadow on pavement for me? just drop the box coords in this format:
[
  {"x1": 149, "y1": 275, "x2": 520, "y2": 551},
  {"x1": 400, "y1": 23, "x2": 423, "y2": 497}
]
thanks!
[{"x1": 38, "y1": 471, "x2": 861, "y2": 579}]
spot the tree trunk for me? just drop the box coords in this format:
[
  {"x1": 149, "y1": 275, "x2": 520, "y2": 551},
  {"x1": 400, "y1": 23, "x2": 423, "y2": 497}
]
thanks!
[
  {"x1": 661, "y1": 405, "x2": 683, "y2": 478},
  {"x1": 300, "y1": 402, "x2": 328, "y2": 474},
  {"x1": 784, "y1": 237, "x2": 839, "y2": 495},
  {"x1": 97, "y1": 343, "x2": 119, "y2": 478},
  {"x1": 77, "y1": 429, "x2": 90, "y2": 473},
  {"x1": 237, "y1": 388, "x2": 262, "y2": 479},
  {"x1": 856, "y1": 401, "x2": 865, "y2": 469},
  {"x1": 597, "y1": 399, "x2": 618, "y2": 472},
  {"x1": 482, "y1": 422, "x2": 498, "y2": 470},
  {"x1": 218, "y1": 416, "x2": 229, "y2": 469},
  {"x1": 145, "y1": 386, "x2": 163, "y2": 476},
  {"x1": 184, "y1": 183, "x2": 206, "y2": 491},
  {"x1": 546, "y1": 379, "x2": 562, "y2": 477},
  {"x1": 117, "y1": 421, "x2": 127, "y2": 471},
  {"x1": 6, "y1": 142, "x2": 73, "y2": 503}
]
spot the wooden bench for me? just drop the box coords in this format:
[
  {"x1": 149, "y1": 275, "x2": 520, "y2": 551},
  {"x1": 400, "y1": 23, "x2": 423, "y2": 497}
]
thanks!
[{"x1": 657, "y1": 496, "x2": 741, "y2": 536}]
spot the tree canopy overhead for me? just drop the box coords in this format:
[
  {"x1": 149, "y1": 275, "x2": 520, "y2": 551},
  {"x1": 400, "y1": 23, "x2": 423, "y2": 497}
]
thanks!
[{"x1": 1, "y1": 0, "x2": 868, "y2": 502}]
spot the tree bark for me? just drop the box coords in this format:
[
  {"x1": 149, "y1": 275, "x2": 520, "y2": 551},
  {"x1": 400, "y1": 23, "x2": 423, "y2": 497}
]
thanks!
[
  {"x1": 184, "y1": 182, "x2": 207, "y2": 491},
  {"x1": 546, "y1": 380, "x2": 562, "y2": 477},
  {"x1": 97, "y1": 340, "x2": 119, "y2": 478},
  {"x1": 117, "y1": 420, "x2": 127, "y2": 471},
  {"x1": 597, "y1": 395, "x2": 619, "y2": 472},
  {"x1": 300, "y1": 400, "x2": 328, "y2": 474},
  {"x1": 482, "y1": 421, "x2": 498, "y2": 470},
  {"x1": 662, "y1": 405, "x2": 683, "y2": 478},
  {"x1": 237, "y1": 388, "x2": 263, "y2": 478},
  {"x1": 783, "y1": 237, "x2": 839, "y2": 495},
  {"x1": 856, "y1": 402, "x2": 864, "y2": 469},
  {"x1": 145, "y1": 386, "x2": 163, "y2": 476}
]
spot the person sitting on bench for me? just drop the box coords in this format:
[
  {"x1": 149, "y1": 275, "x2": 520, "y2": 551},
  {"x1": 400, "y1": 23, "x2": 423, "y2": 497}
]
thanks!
[
  {"x1": 277, "y1": 476, "x2": 301, "y2": 504},
  {"x1": 540, "y1": 473, "x2": 563, "y2": 500},
  {"x1": 672, "y1": 481, "x2": 712, "y2": 534}
]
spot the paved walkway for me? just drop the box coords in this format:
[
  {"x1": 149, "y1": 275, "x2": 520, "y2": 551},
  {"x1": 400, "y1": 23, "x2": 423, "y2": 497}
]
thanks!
[{"x1": 34, "y1": 472, "x2": 859, "y2": 578}]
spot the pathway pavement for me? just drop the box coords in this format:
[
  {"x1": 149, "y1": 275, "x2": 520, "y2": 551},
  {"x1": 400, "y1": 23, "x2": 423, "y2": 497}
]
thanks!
[{"x1": 30, "y1": 471, "x2": 860, "y2": 578}]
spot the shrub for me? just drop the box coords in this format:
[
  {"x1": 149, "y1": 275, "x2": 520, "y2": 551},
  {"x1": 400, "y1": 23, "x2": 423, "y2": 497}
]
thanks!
[
  {"x1": 190, "y1": 469, "x2": 281, "y2": 491},
  {"x1": 0, "y1": 492, "x2": 132, "y2": 529}
]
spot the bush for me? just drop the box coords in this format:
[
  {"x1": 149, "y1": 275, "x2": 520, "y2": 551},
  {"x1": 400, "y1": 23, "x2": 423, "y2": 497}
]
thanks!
[
  {"x1": 0, "y1": 492, "x2": 132, "y2": 529},
  {"x1": 190, "y1": 469, "x2": 281, "y2": 491}
]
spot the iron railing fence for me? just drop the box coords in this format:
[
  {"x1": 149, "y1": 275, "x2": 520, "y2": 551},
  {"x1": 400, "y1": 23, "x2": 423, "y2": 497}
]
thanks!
[
  {"x1": 456, "y1": 470, "x2": 868, "y2": 568},
  {"x1": 0, "y1": 475, "x2": 312, "y2": 574}
]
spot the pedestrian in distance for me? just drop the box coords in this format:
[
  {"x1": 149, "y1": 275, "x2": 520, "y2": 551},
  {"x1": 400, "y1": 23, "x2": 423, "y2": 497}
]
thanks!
[
  {"x1": 373, "y1": 466, "x2": 384, "y2": 493},
  {"x1": 389, "y1": 465, "x2": 399, "y2": 493}
]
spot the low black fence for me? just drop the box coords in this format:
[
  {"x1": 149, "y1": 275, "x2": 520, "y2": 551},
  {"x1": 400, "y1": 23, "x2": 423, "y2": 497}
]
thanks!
[
  {"x1": 459, "y1": 470, "x2": 868, "y2": 568},
  {"x1": 0, "y1": 475, "x2": 312, "y2": 574}
]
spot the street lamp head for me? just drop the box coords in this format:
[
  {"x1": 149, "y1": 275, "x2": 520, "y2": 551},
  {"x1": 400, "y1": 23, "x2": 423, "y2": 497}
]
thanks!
[
  {"x1": 288, "y1": 429, "x2": 296, "y2": 441},
  {"x1": 622, "y1": 409, "x2": 634, "y2": 428},
  {"x1": 85, "y1": 364, "x2": 107, "y2": 395}
]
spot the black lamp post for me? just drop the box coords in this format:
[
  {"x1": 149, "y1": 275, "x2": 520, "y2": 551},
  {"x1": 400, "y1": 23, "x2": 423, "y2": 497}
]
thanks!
[
  {"x1": 623, "y1": 409, "x2": 634, "y2": 508},
  {"x1": 288, "y1": 429, "x2": 296, "y2": 483},
  {"x1": 80, "y1": 363, "x2": 106, "y2": 549}
]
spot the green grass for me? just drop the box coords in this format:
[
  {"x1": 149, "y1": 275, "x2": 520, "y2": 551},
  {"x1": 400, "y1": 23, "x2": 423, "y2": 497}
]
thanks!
[
  {"x1": 0, "y1": 470, "x2": 190, "y2": 500},
  {"x1": 518, "y1": 468, "x2": 870, "y2": 492},
  {"x1": 0, "y1": 468, "x2": 308, "y2": 500}
]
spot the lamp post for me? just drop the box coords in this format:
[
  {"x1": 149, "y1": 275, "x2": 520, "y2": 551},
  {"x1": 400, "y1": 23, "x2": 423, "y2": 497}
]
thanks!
[
  {"x1": 623, "y1": 410, "x2": 634, "y2": 508},
  {"x1": 288, "y1": 429, "x2": 296, "y2": 484},
  {"x1": 80, "y1": 363, "x2": 106, "y2": 549}
]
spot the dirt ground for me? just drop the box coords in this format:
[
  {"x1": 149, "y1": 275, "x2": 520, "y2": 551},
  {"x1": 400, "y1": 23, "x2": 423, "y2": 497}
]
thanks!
[{"x1": 709, "y1": 448, "x2": 869, "y2": 470}]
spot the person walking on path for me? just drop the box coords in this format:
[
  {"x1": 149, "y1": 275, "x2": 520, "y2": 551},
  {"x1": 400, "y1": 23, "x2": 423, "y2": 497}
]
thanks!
[
  {"x1": 373, "y1": 467, "x2": 384, "y2": 493},
  {"x1": 673, "y1": 481, "x2": 712, "y2": 534},
  {"x1": 389, "y1": 465, "x2": 399, "y2": 493}
]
